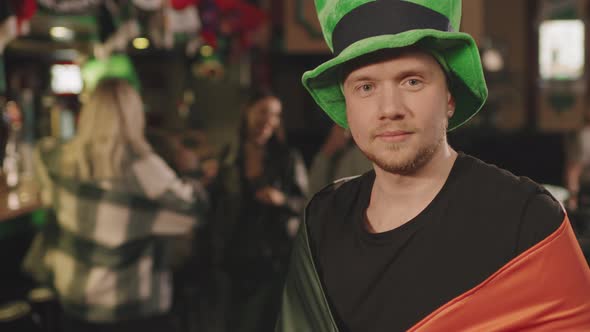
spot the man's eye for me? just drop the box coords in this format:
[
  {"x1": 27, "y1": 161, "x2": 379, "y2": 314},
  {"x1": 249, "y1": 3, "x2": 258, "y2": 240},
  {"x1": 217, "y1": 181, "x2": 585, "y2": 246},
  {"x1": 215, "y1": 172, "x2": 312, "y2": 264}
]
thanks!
[
  {"x1": 408, "y1": 79, "x2": 421, "y2": 86},
  {"x1": 358, "y1": 84, "x2": 373, "y2": 93}
]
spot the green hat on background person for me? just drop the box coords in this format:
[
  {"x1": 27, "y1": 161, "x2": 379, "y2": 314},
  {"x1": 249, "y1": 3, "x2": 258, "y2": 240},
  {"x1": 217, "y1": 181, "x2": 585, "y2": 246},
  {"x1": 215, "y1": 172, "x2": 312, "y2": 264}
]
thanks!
[
  {"x1": 303, "y1": 0, "x2": 488, "y2": 131},
  {"x1": 81, "y1": 54, "x2": 141, "y2": 93}
]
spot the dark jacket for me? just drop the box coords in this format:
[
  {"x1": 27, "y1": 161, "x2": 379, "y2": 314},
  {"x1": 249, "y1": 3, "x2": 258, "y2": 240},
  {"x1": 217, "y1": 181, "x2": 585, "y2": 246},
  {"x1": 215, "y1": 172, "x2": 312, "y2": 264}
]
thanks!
[{"x1": 210, "y1": 142, "x2": 308, "y2": 281}]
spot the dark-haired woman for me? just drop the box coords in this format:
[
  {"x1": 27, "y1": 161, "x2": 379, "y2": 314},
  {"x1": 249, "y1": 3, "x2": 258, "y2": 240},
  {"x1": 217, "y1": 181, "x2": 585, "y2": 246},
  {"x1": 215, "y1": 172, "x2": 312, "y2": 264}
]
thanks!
[{"x1": 210, "y1": 92, "x2": 308, "y2": 332}]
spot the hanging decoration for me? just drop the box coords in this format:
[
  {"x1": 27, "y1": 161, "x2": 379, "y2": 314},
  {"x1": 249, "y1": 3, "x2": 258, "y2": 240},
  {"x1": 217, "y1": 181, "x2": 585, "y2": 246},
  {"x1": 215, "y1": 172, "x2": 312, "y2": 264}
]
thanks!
[
  {"x1": 167, "y1": 4, "x2": 201, "y2": 37},
  {"x1": 165, "y1": 4, "x2": 201, "y2": 50},
  {"x1": 0, "y1": 2, "x2": 17, "y2": 55},
  {"x1": 192, "y1": 55, "x2": 225, "y2": 80},
  {"x1": 199, "y1": 0, "x2": 220, "y2": 49},
  {"x1": 37, "y1": 0, "x2": 103, "y2": 14},
  {"x1": 220, "y1": 0, "x2": 267, "y2": 52},
  {"x1": 1, "y1": 0, "x2": 268, "y2": 84},
  {"x1": 93, "y1": 0, "x2": 140, "y2": 58},
  {"x1": 170, "y1": 0, "x2": 199, "y2": 10},
  {"x1": 188, "y1": 0, "x2": 267, "y2": 65},
  {"x1": 148, "y1": 1, "x2": 201, "y2": 50},
  {"x1": 9, "y1": 0, "x2": 37, "y2": 36},
  {"x1": 133, "y1": 0, "x2": 164, "y2": 11},
  {"x1": 95, "y1": 20, "x2": 140, "y2": 58},
  {"x1": 131, "y1": 0, "x2": 163, "y2": 11}
]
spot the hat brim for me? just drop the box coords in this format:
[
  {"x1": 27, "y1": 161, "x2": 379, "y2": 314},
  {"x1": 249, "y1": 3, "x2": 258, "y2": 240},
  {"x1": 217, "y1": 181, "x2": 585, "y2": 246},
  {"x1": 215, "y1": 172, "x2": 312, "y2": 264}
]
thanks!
[{"x1": 302, "y1": 29, "x2": 487, "y2": 131}]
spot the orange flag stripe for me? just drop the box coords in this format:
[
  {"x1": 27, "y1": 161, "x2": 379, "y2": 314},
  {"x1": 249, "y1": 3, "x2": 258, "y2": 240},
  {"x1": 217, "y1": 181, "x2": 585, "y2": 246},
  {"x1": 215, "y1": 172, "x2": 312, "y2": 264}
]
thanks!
[{"x1": 409, "y1": 216, "x2": 590, "y2": 331}]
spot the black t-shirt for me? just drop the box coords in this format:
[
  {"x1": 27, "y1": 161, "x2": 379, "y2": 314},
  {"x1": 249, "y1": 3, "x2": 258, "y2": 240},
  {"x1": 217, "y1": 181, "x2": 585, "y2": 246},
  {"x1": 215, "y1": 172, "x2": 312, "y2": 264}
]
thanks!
[{"x1": 306, "y1": 153, "x2": 564, "y2": 332}]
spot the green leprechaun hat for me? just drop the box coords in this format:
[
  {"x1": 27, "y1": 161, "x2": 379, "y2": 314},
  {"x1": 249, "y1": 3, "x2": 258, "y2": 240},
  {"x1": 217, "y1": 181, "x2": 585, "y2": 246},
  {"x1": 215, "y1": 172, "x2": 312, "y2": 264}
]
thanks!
[{"x1": 303, "y1": 0, "x2": 488, "y2": 130}]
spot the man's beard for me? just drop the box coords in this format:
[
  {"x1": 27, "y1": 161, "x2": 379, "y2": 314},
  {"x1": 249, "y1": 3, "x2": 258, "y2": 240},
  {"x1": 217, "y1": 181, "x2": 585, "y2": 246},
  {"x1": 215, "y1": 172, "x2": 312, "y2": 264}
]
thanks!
[{"x1": 363, "y1": 121, "x2": 447, "y2": 175}]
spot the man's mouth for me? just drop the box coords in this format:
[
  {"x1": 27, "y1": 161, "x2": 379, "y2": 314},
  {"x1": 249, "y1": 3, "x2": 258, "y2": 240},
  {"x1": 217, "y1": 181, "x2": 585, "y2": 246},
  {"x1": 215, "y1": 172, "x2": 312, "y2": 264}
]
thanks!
[{"x1": 374, "y1": 130, "x2": 414, "y2": 142}]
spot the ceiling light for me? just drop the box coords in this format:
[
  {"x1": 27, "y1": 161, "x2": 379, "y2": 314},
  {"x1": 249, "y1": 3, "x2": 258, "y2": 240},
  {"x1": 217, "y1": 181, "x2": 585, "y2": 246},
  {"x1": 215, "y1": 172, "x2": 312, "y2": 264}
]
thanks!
[
  {"x1": 50, "y1": 26, "x2": 74, "y2": 41},
  {"x1": 482, "y1": 48, "x2": 504, "y2": 73},
  {"x1": 133, "y1": 37, "x2": 150, "y2": 50}
]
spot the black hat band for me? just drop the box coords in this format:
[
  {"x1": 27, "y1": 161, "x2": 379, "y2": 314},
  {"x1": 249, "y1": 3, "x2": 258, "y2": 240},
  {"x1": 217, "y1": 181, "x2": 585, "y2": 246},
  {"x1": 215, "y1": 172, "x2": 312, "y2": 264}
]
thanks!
[{"x1": 332, "y1": 0, "x2": 454, "y2": 55}]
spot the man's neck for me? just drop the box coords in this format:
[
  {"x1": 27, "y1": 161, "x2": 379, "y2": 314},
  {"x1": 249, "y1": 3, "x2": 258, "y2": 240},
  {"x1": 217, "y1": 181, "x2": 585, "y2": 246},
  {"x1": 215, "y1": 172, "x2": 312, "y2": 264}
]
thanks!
[{"x1": 366, "y1": 144, "x2": 457, "y2": 233}]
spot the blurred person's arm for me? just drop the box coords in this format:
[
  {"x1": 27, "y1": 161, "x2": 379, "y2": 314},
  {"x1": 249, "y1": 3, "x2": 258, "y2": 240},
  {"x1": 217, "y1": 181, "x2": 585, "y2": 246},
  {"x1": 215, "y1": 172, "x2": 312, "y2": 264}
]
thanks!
[
  {"x1": 131, "y1": 153, "x2": 209, "y2": 235},
  {"x1": 309, "y1": 125, "x2": 350, "y2": 195},
  {"x1": 167, "y1": 130, "x2": 220, "y2": 187},
  {"x1": 256, "y1": 150, "x2": 308, "y2": 213},
  {"x1": 269, "y1": 150, "x2": 309, "y2": 238}
]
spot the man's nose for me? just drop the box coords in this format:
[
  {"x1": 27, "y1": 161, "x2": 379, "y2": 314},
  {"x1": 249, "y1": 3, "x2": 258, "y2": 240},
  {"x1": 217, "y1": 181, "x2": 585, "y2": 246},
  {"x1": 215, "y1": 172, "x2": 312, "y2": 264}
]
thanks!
[{"x1": 378, "y1": 85, "x2": 408, "y2": 121}]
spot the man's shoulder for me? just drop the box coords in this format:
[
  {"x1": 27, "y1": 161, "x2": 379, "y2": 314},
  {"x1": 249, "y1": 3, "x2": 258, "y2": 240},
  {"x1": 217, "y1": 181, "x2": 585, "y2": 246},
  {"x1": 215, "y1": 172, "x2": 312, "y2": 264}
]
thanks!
[
  {"x1": 321, "y1": 174, "x2": 365, "y2": 192},
  {"x1": 306, "y1": 171, "x2": 370, "y2": 224},
  {"x1": 310, "y1": 173, "x2": 367, "y2": 204},
  {"x1": 461, "y1": 153, "x2": 544, "y2": 196},
  {"x1": 305, "y1": 172, "x2": 370, "y2": 246},
  {"x1": 459, "y1": 153, "x2": 564, "y2": 247}
]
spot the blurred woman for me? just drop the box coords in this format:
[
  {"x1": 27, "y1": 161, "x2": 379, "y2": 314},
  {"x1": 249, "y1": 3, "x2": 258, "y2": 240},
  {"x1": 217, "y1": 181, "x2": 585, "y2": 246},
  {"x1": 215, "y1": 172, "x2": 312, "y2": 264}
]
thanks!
[
  {"x1": 211, "y1": 90, "x2": 308, "y2": 332},
  {"x1": 23, "y1": 78, "x2": 207, "y2": 332}
]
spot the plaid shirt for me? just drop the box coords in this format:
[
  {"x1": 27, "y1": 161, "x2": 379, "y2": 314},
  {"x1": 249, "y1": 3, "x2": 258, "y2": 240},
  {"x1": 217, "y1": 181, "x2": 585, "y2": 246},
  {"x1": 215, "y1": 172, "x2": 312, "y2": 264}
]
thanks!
[{"x1": 25, "y1": 137, "x2": 207, "y2": 322}]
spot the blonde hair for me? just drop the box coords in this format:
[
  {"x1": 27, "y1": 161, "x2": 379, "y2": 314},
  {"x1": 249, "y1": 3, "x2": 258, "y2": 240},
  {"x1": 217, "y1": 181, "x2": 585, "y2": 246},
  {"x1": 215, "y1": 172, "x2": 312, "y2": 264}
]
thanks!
[{"x1": 62, "y1": 78, "x2": 152, "y2": 180}]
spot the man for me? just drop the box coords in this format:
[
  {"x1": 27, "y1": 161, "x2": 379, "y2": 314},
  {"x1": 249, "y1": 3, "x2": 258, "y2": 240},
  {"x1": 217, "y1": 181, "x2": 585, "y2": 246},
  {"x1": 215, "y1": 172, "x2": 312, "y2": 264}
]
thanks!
[{"x1": 276, "y1": 1, "x2": 590, "y2": 331}]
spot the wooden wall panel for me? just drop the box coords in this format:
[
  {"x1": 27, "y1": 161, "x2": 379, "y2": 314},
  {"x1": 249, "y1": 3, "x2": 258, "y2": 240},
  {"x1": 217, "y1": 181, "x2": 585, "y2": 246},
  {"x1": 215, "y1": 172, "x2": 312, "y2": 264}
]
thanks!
[
  {"x1": 284, "y1": 0, "x2": 329, "y2": 54},
  {"x1": 461, "y1": 0, "x2": 485, "y2": 45},
  {"x1": 484, "y1": 0, "x2": 529, "y2": 130},
  {"x1": 537, "y1": 0, "x2": 587, "y2": 132}
]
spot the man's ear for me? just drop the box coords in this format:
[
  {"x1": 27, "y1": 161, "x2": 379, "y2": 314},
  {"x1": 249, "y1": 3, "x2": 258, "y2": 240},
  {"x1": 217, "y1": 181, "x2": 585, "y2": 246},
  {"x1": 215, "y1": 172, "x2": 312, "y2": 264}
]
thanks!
[{"x1": 447, "y1": 92, "x2": 456, "y2": 118}]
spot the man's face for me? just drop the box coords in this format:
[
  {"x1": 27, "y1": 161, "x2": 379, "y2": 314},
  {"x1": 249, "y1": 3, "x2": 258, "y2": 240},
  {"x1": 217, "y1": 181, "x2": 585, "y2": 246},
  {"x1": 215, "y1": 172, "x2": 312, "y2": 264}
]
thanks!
[{"x1": 343, "y1": 50, "x2": 455, "y2": 174}]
